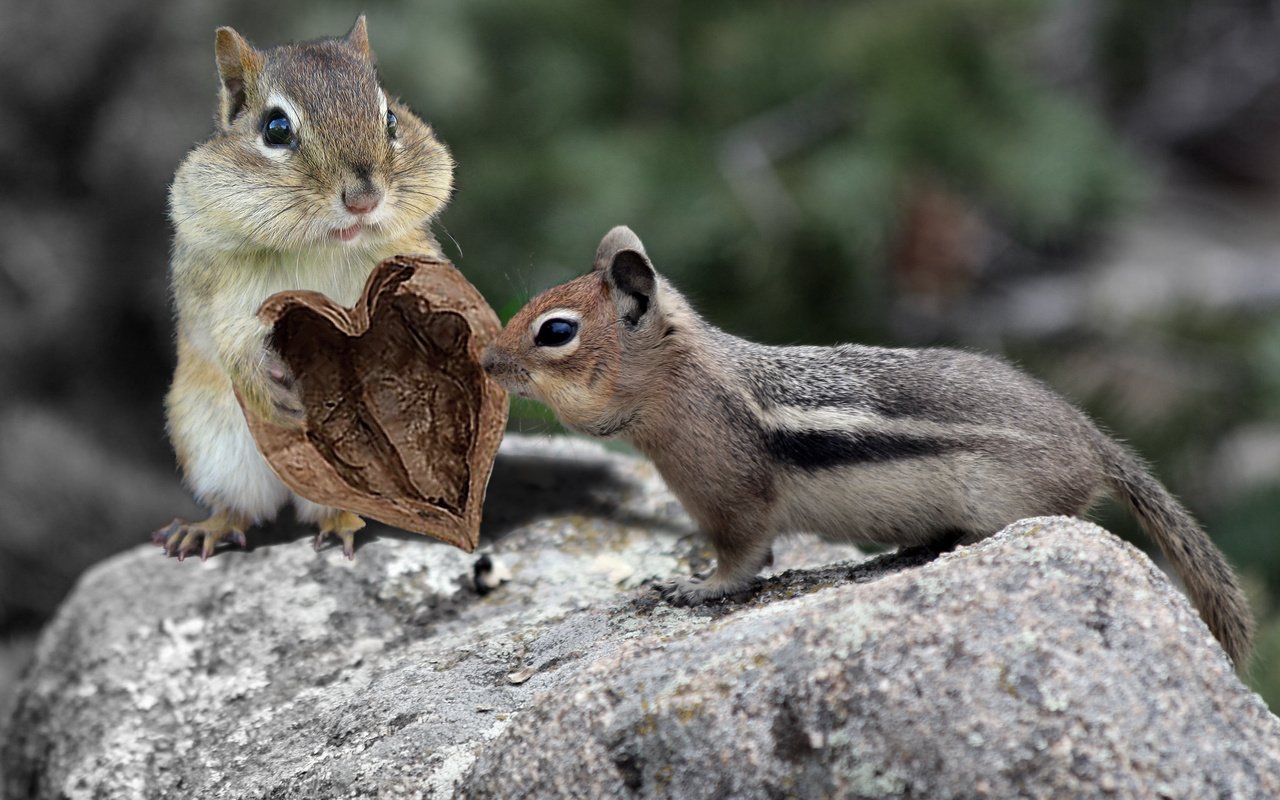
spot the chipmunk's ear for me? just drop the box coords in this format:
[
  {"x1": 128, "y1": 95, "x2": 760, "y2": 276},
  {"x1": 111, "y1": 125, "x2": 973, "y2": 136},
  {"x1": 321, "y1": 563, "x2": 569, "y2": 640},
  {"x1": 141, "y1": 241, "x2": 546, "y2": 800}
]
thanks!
[
  {"x1": 214, "y1": 27, "x2": 264, "y2": 129},
  {"x1": 345, "y1": 15, "x2": 371, "y2": 59},
  {"x1": 605, "y1": 248, "x2": 657, "y2": 328},
  {"x1": 594, "y1": 226, "x2": 647, "y2": 272}
]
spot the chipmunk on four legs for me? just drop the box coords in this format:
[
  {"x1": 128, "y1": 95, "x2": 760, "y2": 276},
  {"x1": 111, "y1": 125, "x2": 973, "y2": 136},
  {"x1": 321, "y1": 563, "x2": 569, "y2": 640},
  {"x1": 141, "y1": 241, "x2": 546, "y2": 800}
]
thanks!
[
  {"x1": 156, "y1": 18, "x2": 454, "y2": 560},
  {"x1": 482, "y1": 226, "x2": 1255, "y2": 667}
]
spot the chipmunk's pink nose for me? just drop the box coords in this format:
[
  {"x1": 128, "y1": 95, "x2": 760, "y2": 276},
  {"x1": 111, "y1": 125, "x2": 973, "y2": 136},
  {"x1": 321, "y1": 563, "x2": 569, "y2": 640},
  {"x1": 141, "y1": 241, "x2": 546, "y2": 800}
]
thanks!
[{"x1": 342, "y1": 188, "x2": 382, "y2": 215}]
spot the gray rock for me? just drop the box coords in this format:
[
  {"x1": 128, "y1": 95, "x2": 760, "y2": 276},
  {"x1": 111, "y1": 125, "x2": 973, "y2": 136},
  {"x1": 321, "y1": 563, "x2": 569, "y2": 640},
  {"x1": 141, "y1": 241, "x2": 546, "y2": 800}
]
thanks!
[{"x1": 2, "y1": 435, "x2": 1277, "y2": 799}]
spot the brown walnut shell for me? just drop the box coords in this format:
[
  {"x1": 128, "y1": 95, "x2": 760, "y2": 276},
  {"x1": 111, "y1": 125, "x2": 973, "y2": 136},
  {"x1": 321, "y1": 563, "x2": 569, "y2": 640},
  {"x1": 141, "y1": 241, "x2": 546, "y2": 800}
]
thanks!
[{"x1": 243, "y1": 255, "x2": 508, "y2": 552}]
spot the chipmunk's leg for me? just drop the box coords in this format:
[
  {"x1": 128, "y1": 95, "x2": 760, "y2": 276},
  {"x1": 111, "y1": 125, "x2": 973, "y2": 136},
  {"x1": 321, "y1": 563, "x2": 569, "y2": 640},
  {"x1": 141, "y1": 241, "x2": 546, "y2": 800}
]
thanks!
[
  {"x1": 152, "y1": 511, "x2": 251, "y2": 561},
  {"x1": 657, "y1": 524, "x2": 776, "y2": 606},
  {"x1": 161, "y1": 335, "x2": 290, "y2": 560},
  {"x1": 294, "y1": 496, "x2": 365, "y2": 559}
]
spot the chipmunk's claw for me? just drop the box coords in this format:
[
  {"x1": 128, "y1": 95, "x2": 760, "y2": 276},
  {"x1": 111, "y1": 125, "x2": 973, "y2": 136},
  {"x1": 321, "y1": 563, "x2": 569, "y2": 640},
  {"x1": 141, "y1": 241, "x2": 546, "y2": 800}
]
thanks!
[
  {"x1": 654, "y1": 575, "x2": 760, "y2": 606},
  {"x1": 152, "y1": 514, "x2": 248, "y2": 561},
  {"x1": 655, "y1": 575, "x2": 713, "y2": 606},
  {"x1": 180, "y1": 531, "x2": 202, "y2": 561},
  {"x1": 200, "y1": 532, "x2": 220, "y2": 561},
  {"x1": 313, "y1": 529, "x2": 358, "y2": 559},
  {"x1": 151, "y1": 520, "x2": 180, "y2": 547},
  {"x1": 312, "y1": 511, "x2": 365, "y2": 559}
]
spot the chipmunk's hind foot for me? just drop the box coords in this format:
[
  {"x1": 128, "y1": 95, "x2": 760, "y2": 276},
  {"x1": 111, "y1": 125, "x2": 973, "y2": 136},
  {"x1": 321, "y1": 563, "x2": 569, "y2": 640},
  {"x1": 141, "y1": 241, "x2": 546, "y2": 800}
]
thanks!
[
  {"x1": 656, "y1": 536, "x2": 773, "y2": 606},
  {"x1": 311, "y1": 510, "x2": 366, "y2": 559},
  {"x1": 152, "y1": 512, "x2": 249, "y2": 561},
  {"x1": 655, "y1": 574, "x2": 762, "y2": 606}
]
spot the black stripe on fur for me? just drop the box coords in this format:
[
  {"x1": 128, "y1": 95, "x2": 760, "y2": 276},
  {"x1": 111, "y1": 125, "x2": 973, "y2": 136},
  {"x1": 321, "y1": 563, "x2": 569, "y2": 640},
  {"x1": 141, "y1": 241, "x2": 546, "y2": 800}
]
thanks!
[{"x1": 764, "y1": 428, "x2": 948, "y2": 470}]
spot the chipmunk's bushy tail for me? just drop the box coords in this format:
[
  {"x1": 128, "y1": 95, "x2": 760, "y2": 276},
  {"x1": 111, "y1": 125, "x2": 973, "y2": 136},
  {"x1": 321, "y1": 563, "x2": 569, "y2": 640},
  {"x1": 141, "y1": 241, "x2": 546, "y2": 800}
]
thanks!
[{"x1": 1099, "y1": 438, "x2": 1254, "y2": 667}]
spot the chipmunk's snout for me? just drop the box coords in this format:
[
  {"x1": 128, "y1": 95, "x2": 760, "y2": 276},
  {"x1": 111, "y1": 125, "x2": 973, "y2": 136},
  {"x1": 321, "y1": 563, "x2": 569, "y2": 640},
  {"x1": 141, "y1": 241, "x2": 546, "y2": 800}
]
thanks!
[
  {"x1": 481, "y1": 347, "x2": 533, "y2": 398},
  {"x1": 481, "y1": 347, "x2": 524, "y2": 387},
  {"x1": 342, "y1": 167, "x2": 384, "y2": 216},
  {"x1": 332, "y1": 172, "x2": 385, "y2": 241},
  {"x1": 342, "y1": 186, "x2": 383, "y2": 215},
  {"x1": 337, "y1": 160, "x2": 381, "y2": 216}
]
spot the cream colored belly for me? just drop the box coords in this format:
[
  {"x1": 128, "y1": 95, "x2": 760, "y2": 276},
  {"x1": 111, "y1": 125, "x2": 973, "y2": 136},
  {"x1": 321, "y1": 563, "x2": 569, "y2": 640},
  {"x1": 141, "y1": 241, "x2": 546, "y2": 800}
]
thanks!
[{"x1": 774, "y1": 459, "x2": 967, "y2": 546}]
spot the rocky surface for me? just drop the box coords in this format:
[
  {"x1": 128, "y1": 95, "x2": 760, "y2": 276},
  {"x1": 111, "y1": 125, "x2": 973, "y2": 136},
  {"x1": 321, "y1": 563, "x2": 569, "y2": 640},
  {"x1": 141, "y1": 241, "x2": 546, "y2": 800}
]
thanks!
[{"x1": 2, "y1": 434, "x2": 1278, "y2": 799}]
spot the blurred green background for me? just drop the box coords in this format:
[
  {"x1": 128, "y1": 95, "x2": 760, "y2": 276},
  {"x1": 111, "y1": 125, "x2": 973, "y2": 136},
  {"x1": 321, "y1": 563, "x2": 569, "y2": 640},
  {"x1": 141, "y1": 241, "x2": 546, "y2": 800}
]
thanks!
[{"x1": 1, "y1": 0, "x2": 1277, "y2": 708}]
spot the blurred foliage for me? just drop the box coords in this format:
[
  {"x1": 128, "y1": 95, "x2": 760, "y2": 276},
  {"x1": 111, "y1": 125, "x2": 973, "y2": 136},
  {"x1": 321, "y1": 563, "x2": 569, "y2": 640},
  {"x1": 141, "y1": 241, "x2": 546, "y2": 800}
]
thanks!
[
  {"x1": 1096, "y1": 0, "x2": 1194, "y2": 104},
  {"x1": 391, "y1": 0, "x2": 1141, "y2": 346},
  {"x1": 365, "y1": 0, "x2": 1139, "y2": 428}
]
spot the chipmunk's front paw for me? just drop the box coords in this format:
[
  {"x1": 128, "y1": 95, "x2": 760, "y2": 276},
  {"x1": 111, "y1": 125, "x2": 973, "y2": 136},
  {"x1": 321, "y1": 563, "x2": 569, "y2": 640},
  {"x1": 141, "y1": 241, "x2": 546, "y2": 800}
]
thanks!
[
  {"x1": 236, "y1": 347, "x2": 305, "y2": 428},
  {"x1": 259, "y1": 349, "x2": 305, "y2": 428},
  {"x1": 655, "y1": 575, "x2": 757, "y2": 606},
  {"x1": 152, "y1": 513, "x2": 249, "y2": 561}
]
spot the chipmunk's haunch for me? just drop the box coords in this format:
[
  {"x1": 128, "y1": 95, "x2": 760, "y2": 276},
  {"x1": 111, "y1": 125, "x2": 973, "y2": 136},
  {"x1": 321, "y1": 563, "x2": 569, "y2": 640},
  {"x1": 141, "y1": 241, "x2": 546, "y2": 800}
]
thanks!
[
  {"x1": 483, "y1": 226, "x2": 1255, "y2": 667},
  {"x1": 157, "y1": 17, "x2": 454, "y2": 559}
]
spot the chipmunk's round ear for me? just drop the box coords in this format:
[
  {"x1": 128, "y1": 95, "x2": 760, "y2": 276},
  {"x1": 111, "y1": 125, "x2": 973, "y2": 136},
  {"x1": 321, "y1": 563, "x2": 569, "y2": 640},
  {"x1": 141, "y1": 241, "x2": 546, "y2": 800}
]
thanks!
[
  {"x1": 594, "y1": 226, "x2": 647, "y2": 272},
  {"x1": 345, "y1": 15, "x2": 371, "y2": 59},
  {"x1": 605, "y1": 249, "x2": 657, "y2": 328},
  {"x1": 214, "y1": 27, "x2": 264, "y2": 129}
]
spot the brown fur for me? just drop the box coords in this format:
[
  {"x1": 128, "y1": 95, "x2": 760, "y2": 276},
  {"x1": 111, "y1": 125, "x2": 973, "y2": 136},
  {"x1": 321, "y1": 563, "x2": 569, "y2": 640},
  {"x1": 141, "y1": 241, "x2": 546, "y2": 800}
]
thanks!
[{"x1": 484, "y1": 226, "x2": 1255, "y2": 668}]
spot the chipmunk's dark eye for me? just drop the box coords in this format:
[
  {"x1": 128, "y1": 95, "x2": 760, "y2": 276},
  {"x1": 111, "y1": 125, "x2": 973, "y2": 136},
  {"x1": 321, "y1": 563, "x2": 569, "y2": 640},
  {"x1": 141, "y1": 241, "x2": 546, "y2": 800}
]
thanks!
[
  {"x1": 386, "y1": 110, "x2": 398, "y2": 139},
  {"x1": 262, "y1": 109, "x2": 296, "y2": 148},
  {"x1": 534, "y1": 318, "x2": 578, "y2": 347}
]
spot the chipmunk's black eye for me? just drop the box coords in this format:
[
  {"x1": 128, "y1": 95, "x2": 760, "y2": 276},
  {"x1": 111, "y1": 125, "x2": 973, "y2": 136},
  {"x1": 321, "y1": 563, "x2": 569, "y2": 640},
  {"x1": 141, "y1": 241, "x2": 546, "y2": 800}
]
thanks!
[
  {"x1": 262, "y1": 109, "x2": 295, "y2": 148},
  {"x1": 534, "y1": 318, "x2": 579, "y2": 347},
  {"x1": 386, "y1": 110, "x2": 398, "y2": 139}
]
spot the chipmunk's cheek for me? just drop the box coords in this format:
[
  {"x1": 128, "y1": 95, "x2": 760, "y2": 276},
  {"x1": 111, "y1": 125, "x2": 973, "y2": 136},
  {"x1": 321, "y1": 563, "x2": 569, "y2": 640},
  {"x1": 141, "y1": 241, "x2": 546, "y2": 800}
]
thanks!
[
  {"x1": 537, "y1": 383, "x2": 603, "y2": 427},
  {"x1": 522, "y1": 375, "x2": 554, "y2": 403}
]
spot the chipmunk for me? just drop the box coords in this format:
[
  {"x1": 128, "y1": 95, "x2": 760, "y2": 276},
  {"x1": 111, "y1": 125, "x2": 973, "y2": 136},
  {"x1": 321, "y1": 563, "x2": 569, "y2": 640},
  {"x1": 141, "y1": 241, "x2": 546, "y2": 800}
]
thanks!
[
  {"x1": 482, "y1": 226, "x2": 1255, "y2": 667},
  {"x1": 154, "y1": 17, "x2": 454, "y2": 560}
]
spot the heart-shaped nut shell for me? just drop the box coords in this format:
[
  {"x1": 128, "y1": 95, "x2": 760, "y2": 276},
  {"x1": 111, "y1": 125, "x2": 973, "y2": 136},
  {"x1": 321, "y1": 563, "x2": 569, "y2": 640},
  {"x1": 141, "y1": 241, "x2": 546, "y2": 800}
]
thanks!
[{"x1": 242, "y1": 255, "x2": 508, "y2": 552}]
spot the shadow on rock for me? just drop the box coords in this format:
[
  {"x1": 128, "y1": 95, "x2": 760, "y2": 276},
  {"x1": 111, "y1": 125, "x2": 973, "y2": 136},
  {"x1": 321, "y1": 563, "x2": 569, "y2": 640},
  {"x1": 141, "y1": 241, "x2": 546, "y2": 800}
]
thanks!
[{"x1": 478, "y1": 451, "x2": 636, "y2": 541}]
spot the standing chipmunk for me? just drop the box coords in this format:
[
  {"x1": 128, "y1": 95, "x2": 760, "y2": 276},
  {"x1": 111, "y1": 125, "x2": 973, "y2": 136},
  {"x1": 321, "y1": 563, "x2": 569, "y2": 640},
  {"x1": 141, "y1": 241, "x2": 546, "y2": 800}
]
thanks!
[
  {"x1": 155, "y1": 17, "x2": 453, "y2": 560},
  {"x1": 482, "y1": 226, "x2": 1255, "y2": 667}
]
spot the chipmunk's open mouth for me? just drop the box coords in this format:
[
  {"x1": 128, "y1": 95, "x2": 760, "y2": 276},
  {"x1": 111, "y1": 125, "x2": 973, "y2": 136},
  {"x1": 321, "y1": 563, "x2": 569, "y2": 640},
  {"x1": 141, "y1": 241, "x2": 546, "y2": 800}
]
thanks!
[{"x1": 331, "y1": 223, "x2": 363, "y2": 242}]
